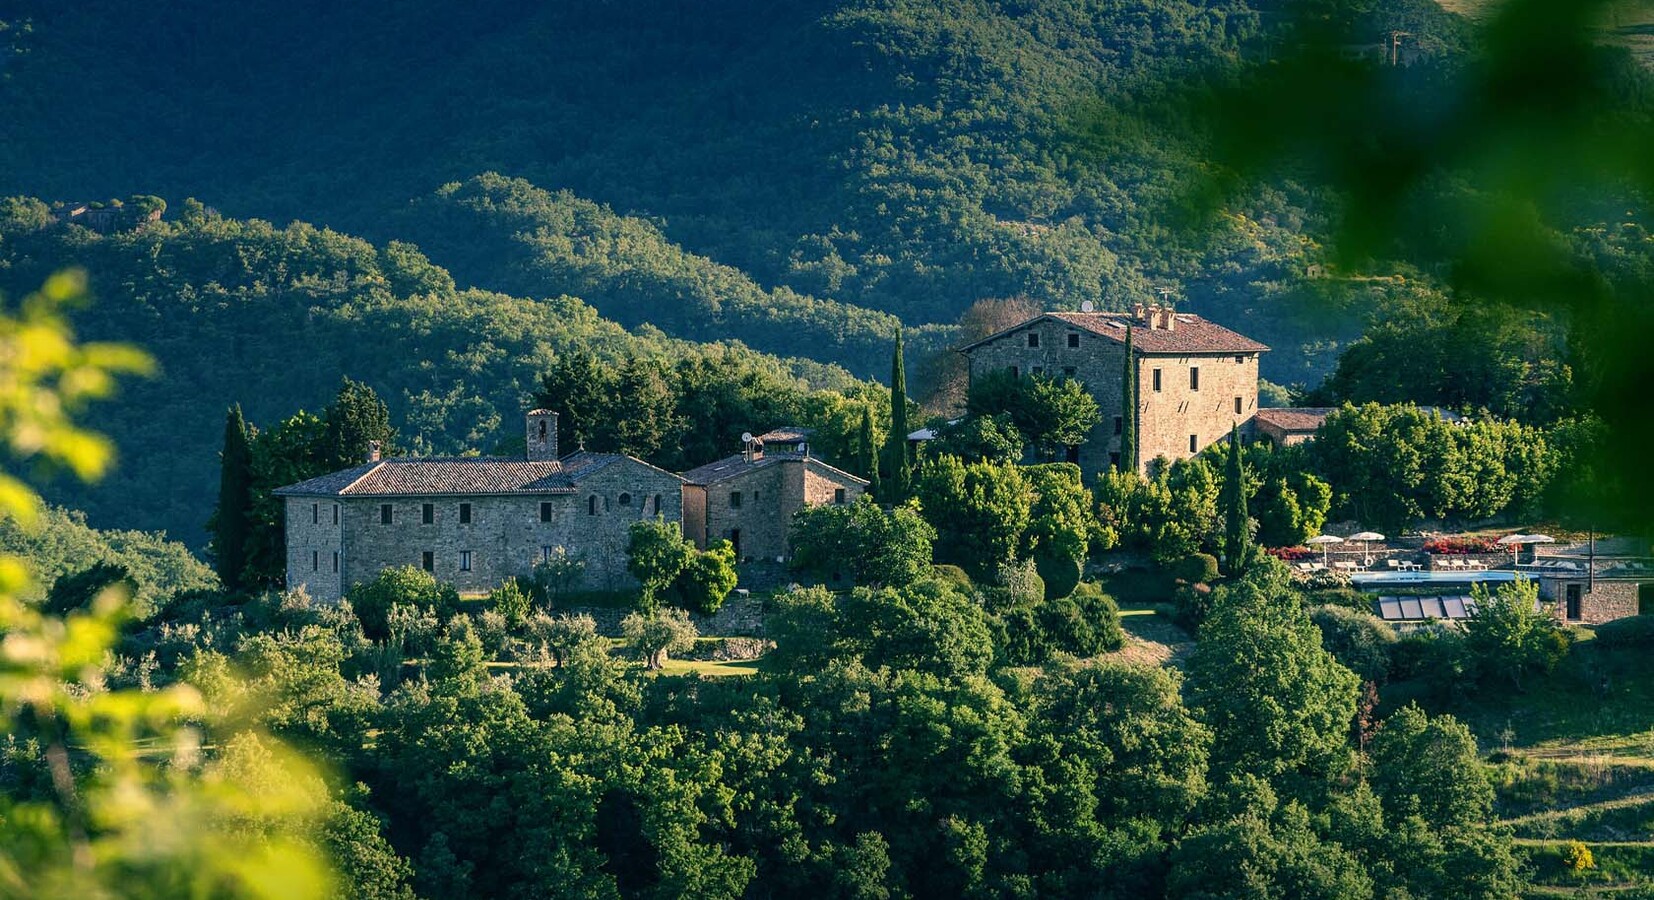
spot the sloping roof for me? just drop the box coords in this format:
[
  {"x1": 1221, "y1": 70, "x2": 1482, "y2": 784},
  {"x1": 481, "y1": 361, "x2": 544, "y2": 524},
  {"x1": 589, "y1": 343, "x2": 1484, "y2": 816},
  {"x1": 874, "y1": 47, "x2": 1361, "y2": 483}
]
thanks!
[
  {"x1": 956, "y1": 312, "x2": 1269, "y2": 355},
  {"x1": 1253, "y1": 407, "x2": 1336, "y2": 434},
  {"x1": 681, "y1": 452, "x2": 870, "y2": 488},
  {"x1": 274, "y1": 452, "x2": 677, "y2": 497},
  {"x1": 757, "y1": 426, "x2": 814, "y2": 443}
]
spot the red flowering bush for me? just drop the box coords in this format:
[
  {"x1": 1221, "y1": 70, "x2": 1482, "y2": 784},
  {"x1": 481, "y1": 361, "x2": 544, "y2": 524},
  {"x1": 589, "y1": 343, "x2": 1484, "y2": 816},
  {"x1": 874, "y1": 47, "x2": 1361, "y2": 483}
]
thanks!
[
  {"x1": 1267, "y1": 546, "x2": 1313, "y2": 561},
  {"x1": 1423, "y1": 536, "x2": 1501, "y2": 555}
]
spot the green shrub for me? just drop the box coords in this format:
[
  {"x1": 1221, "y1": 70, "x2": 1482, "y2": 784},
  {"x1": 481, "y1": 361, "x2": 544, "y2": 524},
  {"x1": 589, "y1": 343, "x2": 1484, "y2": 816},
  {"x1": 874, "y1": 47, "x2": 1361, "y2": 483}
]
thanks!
[
  {"x1": 1593, "y1": 614, "x2": 1654, "y2": 648},
  {"x1": 347, "y1": 566, "x2": 459, "y2": 643},
  {"x1": 1309, "y1": 605, "x2": 1397, "y2": 683},
  {"x1": 931, "y1": 564, "x2": 974, "y2": 592},
  {"x1": 1070, "y1": 583, "x2": 1125, "y2": 653},
  {"x1": 1172, "y1": 552, "x2": 1219, "y2": 585},
  {"x1": 993, "y1": 605, "x2": 1047, "y2": 666},
  {"x1": 1171, "y1": 582, "x2": 1216, "y2": 630},
  {"x1": 1301, "y1": 586, "x2": 1368, "y2": 611},
  {"x1": 1034, "y1": 546, "x2": 1083, "y2": 601},
  {"x1": 488, "y1": 578, "x2": 533, "y2": 627}
]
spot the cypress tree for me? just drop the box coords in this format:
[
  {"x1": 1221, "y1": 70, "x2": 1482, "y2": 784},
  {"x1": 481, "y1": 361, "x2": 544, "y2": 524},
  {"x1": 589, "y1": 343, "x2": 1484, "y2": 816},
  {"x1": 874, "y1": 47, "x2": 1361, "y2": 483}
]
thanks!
[
  {"x1": 212, "y1": 405, "x2": 253, "y2": 591},
  {"x1": 1119, "y1": 325, "x2": 1137, "y2": 473},
  {"x1": 323, "y1": 377, "x2": 395, "y2": 469},
  {"x1": 1221, "y1": 422, "x2": 1250, "y2": 574},
  {"x1": 860, "y1": 403, "x2": 882, "y2": 498},
  {"x1": 883, "y1": 327, "x2": 912, "y2": 501}
]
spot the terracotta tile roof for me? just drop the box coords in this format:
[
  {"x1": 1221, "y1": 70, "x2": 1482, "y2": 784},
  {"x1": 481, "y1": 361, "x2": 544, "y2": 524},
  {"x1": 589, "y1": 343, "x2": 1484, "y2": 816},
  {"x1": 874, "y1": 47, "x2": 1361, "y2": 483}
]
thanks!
[
  {"x1": 757, "y1": 426, "x2": 813, "y2": 444},
  {"x1": 957, "y1": 312, "x2": 1269, "y2": 355},
  {"x1": 681, "y1": 452, "x2": 869, "y2": 488},
  {"x1": 1253, "y1": 407, "x2": 1335, "y2": 433},
  {"x1": 273, "y1": 452, "x2": 675, "y2": 497},
  {"x1": 1045, "y1": 312, "x2": 1269, "y2": 354}
]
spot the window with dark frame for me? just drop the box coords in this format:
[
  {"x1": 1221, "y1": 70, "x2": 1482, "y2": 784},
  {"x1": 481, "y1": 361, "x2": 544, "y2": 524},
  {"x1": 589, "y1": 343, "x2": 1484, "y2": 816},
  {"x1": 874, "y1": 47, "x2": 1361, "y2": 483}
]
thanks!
[
  {"x1": 1189, "y1": 434, "x2": 1198, "y2": 453},
  {"x1": 1067, "y1": 332, "x2": 1080, "y2": 348},
  {"x1": 834, "y1": 488, "x2": 846, "y2": 504},
  {"x1": 1189, "y1": 367, "x2": 1200, "y2": 391},
  {"x1": 422, "y1": 503, "x2": 434, "y2": 525},
  {"x1": 653, "y1": 494, "x2": 662, "y2": 514},
  {"x1": 619, "y1": 492, "x2": 631, "y2": 506},
  {"x1": 1566, "y1": 583, "x2": 1583, "y2": 620},
  {"x1": 1027, "y1": 332, "x2": 1040, "y2": 348},
  {"x1": 1152, "y1": 368, "x2": 1162, "y2": 392},
  {"x1": 380, "y1": 504, "x2": 393, "y2": 524},
  {"x1": 541, "y1": 501, "x2": 553, "y2": 522},
  {"x1": 459, "y1": 551, "x2": 472, "y2": 572},
  {"x1": 1113, "y1": 416, "x2": 1123, "y2": 435},
  {"x1": 312, "y1": 503, "x2": 318, "y2": 524},
  {"x1": 1235, "y1": 355, "x2": 1245, "y2": 364},
  {"x1": 421, "y1": 551, "x2": 433, "y2": 572},
  {"x1": 332, "y1": 505, "x2": 339, "y2": 525},
  {"x1": 730, "y1": 491, "x2": 742, "y2": 509},
  {"x1": 312, "y1": 550, "x2": 318, "y2": 571},
  {"x1": 1063, "y1": 366, "x2": 1076, "y2": 377},
  {"x1": 332, "y1": 551, "x2": 339, "y2": 573},
  {"x1": 1235, "y1": 396, "x2": 1243, "y2": 415},
  {"x1": 459, "y1": 503, "x2": 471, "y2": 524},
  {"x1": 588, "y1": 496, "x2": 598, "y2": 516}
]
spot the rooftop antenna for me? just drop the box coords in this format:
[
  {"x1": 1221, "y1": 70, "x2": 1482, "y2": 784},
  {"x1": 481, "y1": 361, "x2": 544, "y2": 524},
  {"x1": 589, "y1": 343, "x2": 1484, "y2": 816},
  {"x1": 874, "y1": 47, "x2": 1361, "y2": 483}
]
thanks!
[
  {"x1": 1156, "y1": 286, "x2": 1176, "y2": 308},
  {"x1": 1388, "y1": 30, "x2": 1411, "y2": 67},
  {"x1": 1080, "y1": 300, "x2": 1095, "y2": 313}
]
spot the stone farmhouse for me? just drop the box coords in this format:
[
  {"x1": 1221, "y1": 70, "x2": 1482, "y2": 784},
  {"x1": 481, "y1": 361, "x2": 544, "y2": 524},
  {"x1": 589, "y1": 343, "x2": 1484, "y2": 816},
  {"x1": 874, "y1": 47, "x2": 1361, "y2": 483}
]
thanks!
[
  {"x1": 276, "y1": 410, "x2": 683, "y2": 601},
  {"x1": 681, "y1": 427, "x2": 869, "y2": 563},
  {"x1": 958, "y1": 306, "x2": 1269, "y2": 475},
  {"x1": 277, "y1": 415, "x2": 868, "y2": 600}
]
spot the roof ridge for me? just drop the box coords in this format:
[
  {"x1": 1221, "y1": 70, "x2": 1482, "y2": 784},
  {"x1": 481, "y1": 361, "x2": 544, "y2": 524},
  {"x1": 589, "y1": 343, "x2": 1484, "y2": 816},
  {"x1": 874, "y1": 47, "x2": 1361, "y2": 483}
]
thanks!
[{"x1": 336, "y1": 461, "x2": 385, "y2": 495}]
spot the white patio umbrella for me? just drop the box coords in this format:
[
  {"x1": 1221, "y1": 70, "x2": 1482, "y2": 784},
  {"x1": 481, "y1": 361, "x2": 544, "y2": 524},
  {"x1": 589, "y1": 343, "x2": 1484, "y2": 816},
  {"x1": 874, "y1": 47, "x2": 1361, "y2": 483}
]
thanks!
[
  {"x1": 1497, "y1": 533, "x2": 1527, "y2": 565},
  {"x1": 1348, "y1": 531, "x2": 1385, "y2": 563},
  {"x1": 1306, "y1": 534, "x2": 1345, "y2": 567},
  {"x1": 1525, "y1": 534, "x2": 1556, "y2": 564}
]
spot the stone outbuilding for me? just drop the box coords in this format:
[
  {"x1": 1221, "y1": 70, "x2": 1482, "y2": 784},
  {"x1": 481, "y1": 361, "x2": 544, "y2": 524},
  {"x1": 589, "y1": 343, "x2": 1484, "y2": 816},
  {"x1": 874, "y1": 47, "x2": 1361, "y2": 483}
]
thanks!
[
  {"x1": 1252, "y1": 407, "x2": 1335, "y2": 447},
  {"x1": 680, "y1": 428, "x2": 869, "y2": 563},
  {"x1": 1533, "y1": 558, "x2": 1654, "y2": 626},
  {"x1": 957, "y1": 306, "x2": 1268, "y2": 476},
  {"x1": 275, "y1": 410, "x2": 683, "y2": 601}
]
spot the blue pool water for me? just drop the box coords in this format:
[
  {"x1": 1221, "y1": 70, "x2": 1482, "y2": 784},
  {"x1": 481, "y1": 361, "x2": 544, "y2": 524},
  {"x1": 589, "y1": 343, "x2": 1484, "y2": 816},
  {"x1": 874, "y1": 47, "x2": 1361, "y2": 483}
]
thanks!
[{"x1": 1350, "y1": 570, "x2": 1527, "y2": 588}]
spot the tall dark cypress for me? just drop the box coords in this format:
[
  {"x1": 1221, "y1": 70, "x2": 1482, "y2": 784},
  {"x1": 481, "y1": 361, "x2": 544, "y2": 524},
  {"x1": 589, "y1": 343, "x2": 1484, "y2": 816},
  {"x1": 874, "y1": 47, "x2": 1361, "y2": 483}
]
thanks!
[
  {"x1": 212, "y1": 405, "x2": 253, "y2": 591},
  {"x1": 1222, "y1": 422, "x2": 1250, "y2": 574},
  {"x1": 323, "y1": 377, "x2": 396, "y2": 468},
  {"x1": 883, "y1": 327, "x2": 911, "y2": 501},
  {"x1": 860, "y1": 403, "x2": 882, "y2": 498},
  {"x1": 1119, "y1": 325, "x2": 1137, "y2": 473}
]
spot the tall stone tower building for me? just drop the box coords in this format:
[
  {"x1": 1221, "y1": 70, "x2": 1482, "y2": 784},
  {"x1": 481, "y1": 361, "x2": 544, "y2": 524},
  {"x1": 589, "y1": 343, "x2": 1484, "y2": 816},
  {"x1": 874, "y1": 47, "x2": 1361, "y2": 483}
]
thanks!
[{"x1": 957, "y1": 306, "x2": 1268, "y2": 476}]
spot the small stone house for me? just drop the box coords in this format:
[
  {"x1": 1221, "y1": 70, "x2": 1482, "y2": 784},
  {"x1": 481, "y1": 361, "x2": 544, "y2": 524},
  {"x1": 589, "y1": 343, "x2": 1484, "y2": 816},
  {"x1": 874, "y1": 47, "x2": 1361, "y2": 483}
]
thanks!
[
  {"x1": 1535, "y1": 559, "x2": 1654, "y2": 626},
  {"x1": 680, "y1": 427, "x2": 869, "y2": 563},
  {"x1": 1252, "y1": 407, "x2": 1335, "y2": 447},
  {"x1": 275, "y1": 410, "x2": 683, "y2": 601},
  {"x1": 957, "y1": 306, "x2": 1269, "y2": 476}
]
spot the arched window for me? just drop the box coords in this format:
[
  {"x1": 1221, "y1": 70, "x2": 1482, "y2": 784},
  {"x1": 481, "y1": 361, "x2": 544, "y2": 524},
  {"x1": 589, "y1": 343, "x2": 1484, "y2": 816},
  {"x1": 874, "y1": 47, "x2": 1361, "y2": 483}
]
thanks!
[
  {"x1": 538, "y1": 419, "x2": 548, "y2": 441},
  {"x1": 618, "y1": 492, "x2": 632, "y2": 507}
]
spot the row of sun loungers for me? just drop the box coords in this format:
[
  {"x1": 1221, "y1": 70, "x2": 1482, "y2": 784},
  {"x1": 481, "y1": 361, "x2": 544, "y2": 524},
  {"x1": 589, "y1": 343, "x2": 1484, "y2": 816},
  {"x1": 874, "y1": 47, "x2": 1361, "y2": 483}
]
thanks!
[{"x1": 1435, "y1": 558, "x2": 1489, "y2": 571}]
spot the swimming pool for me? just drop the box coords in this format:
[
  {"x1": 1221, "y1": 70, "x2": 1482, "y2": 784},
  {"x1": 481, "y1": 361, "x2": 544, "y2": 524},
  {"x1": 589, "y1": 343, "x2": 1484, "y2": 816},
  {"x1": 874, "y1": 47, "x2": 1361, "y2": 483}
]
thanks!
[{"x1": 1350, "y1": 570, "x2": 1527, "y2": 588}]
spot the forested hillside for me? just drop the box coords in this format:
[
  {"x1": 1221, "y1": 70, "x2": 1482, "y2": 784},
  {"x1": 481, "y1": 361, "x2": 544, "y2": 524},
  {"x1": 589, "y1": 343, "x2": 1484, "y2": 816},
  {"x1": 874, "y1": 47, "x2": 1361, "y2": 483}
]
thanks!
[
  {"x1": 0, "y1": 0, "x2": 1472, "y2": 384},
  {"x1": 0, "y1": 201, "x2": 869, "y2": 544}
]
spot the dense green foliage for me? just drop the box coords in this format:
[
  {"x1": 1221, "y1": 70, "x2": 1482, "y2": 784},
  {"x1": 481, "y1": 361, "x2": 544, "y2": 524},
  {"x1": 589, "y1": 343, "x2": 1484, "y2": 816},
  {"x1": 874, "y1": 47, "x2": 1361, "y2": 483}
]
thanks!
[{"x1": 0, "y1": 505, "x2": 217, "y2": 617}]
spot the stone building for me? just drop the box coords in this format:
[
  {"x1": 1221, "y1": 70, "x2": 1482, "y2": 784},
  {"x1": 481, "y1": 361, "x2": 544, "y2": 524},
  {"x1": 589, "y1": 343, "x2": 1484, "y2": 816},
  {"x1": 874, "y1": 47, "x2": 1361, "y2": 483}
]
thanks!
[
  {"x1": 681, "y1": 427, "x2": 869, "y2": 563},
  {"x1": 1534, "y1": 558, "x2": 1654, "y2": 626},
  {"x1": 275, "y1": 410, "x2": 683, "y2": 601},
  {"x1": 957, "y1": 306, "x2": 1269, "y2": 476}
]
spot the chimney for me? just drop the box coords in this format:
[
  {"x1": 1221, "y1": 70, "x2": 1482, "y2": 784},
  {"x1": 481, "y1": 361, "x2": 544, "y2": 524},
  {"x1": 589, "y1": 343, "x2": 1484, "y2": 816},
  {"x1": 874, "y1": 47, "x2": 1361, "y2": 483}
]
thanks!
[
  {"x1": 1163, "y1": 309, "x2": 1177, "y2": 332},
  {"x1": 366, "y1": 440, "x2": 382, "y2": 463},
  {"x1": 1144, "y1": 305, "x2": 1160, "y2": 330},
  {"x1": 526, "y1": 409, "x2": 559, "y2": 461},
  {"x1": 1132, "y1": 303, "x2": 1147, "y2": 324}
]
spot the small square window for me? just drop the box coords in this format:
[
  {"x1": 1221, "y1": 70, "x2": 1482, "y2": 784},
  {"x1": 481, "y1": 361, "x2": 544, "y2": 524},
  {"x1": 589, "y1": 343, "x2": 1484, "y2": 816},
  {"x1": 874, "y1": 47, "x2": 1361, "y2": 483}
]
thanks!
[
  {"x1": 1067, "y1": 332, "x2": 1080, "y2": 348},
  {"x1": 1027, "y1": 332, "x2": 1040, "y2": 348},
  {"x1": 1189, "y1": 367, "x2": 1200, "y2": 391},
  {"x1": 1235, "y1": 396, "x2": 1244, "y2": 415},
  {"x1": 1152, "y1": 369, "x2": 1162, "y2": 392},
  {"x1": 1063, "y1": 366, "x2": 1076, "y2": 377},
  {"x1": 834, "y1": 488, "x2": 846, "y2": 504},
  {"x1": 1235, "y1": 355, "x2": 1246, "y2": 364},
  {"x1": 459, "y1": 551, "x2": 472, "y2": 572},
  {"x1": 730, "y1": 491, "x2": 742, "y2": 509},
  {"x1": 1113, "y1": 416, "x2": 1123, "y2": 436},
  {"x1": 459, "y1": 503, "x2": 472, "y2": 524},
  {"x1": 541, "y1": 501, "x2": 553, "y2": 522},
  {"x1": 421, "y1": 551, "x2": 434, "y2": 572},
  {"x1": 422, "y1": 503, "x2": 434, "y2": 525},
  {"x1": 380, "y1": 504, "x2": 393, "y2": 525},
  {"x1": 1189, "y1": 434, "x2": 1199, "y2": 453}
]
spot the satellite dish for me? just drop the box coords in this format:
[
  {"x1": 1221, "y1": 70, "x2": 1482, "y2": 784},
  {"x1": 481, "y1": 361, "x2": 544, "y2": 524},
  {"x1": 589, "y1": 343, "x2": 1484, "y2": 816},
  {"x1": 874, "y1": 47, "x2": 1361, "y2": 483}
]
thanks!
[
  {"x1": 1080, "y1": 300, "x2": 1095, "y2": 313},
  {"x1": 740, "y1": 432, "x2": 754, "y2": 444}
]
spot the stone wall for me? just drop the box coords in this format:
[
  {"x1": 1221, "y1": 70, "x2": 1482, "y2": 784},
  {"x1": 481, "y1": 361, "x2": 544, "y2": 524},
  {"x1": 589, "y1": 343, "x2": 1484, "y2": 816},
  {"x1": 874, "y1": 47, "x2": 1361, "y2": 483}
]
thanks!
[
  {"x1": 285, "y1": 497, "x2": 345, "y2": 602},
  {"x1": 964, "y1": 317, "x2": 1259, "y2": 478},
  {"x1": 292, "y1": 458, "x2": 682, "y2": 601},
  {"x1": 700, "y1": 458, "x2": 866, "y2": 563},
  {"x1": 1539, "y1": 576, "x2": 1644, "y2": 625}
]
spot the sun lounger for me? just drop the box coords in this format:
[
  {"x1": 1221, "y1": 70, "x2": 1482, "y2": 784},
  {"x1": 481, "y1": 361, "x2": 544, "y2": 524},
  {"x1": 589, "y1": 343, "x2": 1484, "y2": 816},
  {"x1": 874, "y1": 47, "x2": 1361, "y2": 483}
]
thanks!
[{"x1": 1386, "y1": 559, "x2": 1402, "y2": 570}]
